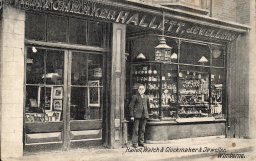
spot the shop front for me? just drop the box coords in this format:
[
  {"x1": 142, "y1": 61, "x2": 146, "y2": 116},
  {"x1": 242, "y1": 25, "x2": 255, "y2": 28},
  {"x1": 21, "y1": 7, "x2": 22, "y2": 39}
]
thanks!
[
  {"x1": 126, "y1": 33, "x2": 227, "y2": 142},
  {"x1": 0, "y1": 0, "x2": 251, "y2": 158},
  {"x1": 24, "y1": 12, "x2": 111, "y2": 151},
  {"x1": 122, "y1": 2, "x2": 249, "y2": 143}
]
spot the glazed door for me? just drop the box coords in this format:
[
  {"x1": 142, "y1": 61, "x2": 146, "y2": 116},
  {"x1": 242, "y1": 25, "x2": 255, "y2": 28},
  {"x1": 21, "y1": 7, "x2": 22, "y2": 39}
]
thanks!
[{"x1": 67, "y1": 51, "x2": 104, "y2": 148}]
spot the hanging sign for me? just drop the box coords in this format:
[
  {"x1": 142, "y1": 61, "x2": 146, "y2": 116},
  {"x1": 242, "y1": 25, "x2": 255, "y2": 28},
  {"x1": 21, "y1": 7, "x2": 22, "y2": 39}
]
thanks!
[{"x1": 2, "y1": 0, "x2": 238, "y2": 41}]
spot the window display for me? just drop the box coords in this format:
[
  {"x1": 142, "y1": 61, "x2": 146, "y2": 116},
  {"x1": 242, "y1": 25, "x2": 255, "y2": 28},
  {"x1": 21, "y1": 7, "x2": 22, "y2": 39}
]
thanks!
[
  {"x1": 25, "y1": 47, "x2": 64, "y2": 123},
  {"x1": 131, "y1": 63, "x2": 161, "y2": 119},
  {"x1": 210, "y1": 68, "x2": 224, "y2": 119},
  {"x1": 129, "y1": 39, "x2": 226, "y2": 121},
  {"x1": 178, "y1": 66, "x2": 210, "y2": 118},
  {"x1": 161, "y1": 65, "x2": 178, "y2": 118}
]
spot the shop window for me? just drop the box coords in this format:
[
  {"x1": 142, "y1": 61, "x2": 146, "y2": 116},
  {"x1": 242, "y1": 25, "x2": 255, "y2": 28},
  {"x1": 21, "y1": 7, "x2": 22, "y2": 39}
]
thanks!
[
  {"x1": 25, "y1": 47, "x2": 64, "y2": 123},
  {"x1": 69, "y1": 18, "x2": 88, "y2": 45},
  {"x1": 70, "y1": 53, "x2": 103, "y2": 120},
  {"x1": 166, "y1": 39, "x2": 179, "y2": 63},
  {"x1": 47, "y1": 15, "x2": 68, "y2": 43},
  {"x1": 131, "y1": 63, "x2": 161, "y2": 119},
  {"x1": 212, "y1": 46, "x2": 225, "y2": 67},
  {"x1": 210, "y1": 68, "x2": 224, "y2": 119},
  {"x1": 180, "y1": 42, "x2": 210, "y2": 66},
  {"x1": 26, "y1": 48, "x2": 45, "y2": 84},
  {"x1": 178, "y1": 66, "x2": 210, "y2": 119},
  {"x1": 128, "y1": 36, "x2": 226, "y2": 121},
  {"x1": 25, "y1": 13, "x2": 46, "y2": 41},
  {"x1": 87, "y1": 21, "x2": 104, "y2": 47},
  {"x1": 161, "y1": 64, "x2": 178, "y2": 118}
]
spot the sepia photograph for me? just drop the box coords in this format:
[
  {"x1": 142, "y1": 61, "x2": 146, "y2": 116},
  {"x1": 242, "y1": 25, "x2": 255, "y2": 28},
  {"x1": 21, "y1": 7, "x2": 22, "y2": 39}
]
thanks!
[{"x1": 0, "y1": 0, "x2": 256, "y2": 161}]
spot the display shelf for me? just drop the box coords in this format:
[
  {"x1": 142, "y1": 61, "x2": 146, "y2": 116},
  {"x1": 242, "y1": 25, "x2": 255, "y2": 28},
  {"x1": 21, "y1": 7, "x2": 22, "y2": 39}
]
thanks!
[
  {"x1": 130, "y1": 62, "x2": 177, "y2": 119},
  {"x1": 129, "y1": 62, "x2": 220, "y2": 119}
]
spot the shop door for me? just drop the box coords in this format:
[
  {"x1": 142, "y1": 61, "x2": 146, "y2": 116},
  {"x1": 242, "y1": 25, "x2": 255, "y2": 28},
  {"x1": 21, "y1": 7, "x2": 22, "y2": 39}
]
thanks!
[{"x1": 67, "y1": 51, "x2": 104, "y2": 148}]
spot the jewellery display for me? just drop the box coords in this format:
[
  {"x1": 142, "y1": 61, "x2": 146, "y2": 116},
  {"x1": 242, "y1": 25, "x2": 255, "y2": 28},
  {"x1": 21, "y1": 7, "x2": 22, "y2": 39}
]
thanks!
[
  {"x1": 131, "y1": 63, "x2": 177, "y2": 119},
  {"x1": 130, "y1": 63, "x2": 223, "y2": 120}
]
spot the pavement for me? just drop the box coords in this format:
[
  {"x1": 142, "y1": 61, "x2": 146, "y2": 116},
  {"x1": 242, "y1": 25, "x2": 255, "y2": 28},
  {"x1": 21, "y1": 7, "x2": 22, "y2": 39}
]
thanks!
[{"x1": 3, "y1": 136, "x2": 256, "y2": 161}]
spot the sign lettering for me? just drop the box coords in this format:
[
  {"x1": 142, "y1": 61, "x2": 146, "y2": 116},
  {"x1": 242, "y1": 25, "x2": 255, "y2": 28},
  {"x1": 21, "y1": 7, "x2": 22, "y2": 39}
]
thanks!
[{"x1": 0, "y1": 0, "x2": 238, "y2": 41}]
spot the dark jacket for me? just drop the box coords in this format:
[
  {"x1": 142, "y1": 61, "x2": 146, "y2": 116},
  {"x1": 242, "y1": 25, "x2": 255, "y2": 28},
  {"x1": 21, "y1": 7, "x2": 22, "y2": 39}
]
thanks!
[{"x1": 129, "y1": 94, "x2": 150, "y2": 119}]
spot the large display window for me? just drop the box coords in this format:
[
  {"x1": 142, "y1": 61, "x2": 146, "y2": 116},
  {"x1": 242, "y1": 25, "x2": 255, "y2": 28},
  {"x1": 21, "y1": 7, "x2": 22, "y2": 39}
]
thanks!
[
  {"x1": 24, "y1": 12, "x2": 109, "y2": 149},
  {"x1": 24, "y1": 47, "x2": 105, "y2": 146},
  {"x1": 128, "y1": 37, "x2": 226, "y2": 121}
]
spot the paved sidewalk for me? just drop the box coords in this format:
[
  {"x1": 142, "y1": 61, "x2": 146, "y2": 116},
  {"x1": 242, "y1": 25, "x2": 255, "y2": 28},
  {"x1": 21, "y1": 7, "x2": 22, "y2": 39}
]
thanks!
[{"x1": 4, "y1": 137, "x2": 255, "y2": 161}]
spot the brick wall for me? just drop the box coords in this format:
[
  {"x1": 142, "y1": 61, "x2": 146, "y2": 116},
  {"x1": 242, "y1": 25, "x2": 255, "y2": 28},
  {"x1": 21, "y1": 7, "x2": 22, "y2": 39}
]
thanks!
[
  {"x1": 236, "y1": 0, "x2": 251, "y2": 24},
  {"x1": 211, "y1": 0, "x2": 237, "y2": 22}
]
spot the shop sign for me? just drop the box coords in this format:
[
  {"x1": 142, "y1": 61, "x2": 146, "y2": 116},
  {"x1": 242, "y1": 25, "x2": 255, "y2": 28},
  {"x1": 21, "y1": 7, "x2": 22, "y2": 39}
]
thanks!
[{"x1": 3, "y1": 0, "x2": 237, "y2": 41}]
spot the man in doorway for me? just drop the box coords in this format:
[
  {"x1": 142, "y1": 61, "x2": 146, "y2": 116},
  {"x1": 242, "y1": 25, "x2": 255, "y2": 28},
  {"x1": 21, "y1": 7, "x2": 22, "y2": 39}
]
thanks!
[{"x1": 129, "y1": 84, "x2": 150, "y2": 148}]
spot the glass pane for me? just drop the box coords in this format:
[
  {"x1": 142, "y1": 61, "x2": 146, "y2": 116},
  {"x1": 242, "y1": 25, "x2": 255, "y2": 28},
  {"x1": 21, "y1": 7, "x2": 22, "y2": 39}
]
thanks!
[
  {"x1": 69, "y1": 18, "x2": 87, "y2": 45},
  {"x1": 70, "y1": 87, "x2": 87, "y2": 120},
  {"x1": 88, "y1": 21, "x2": 103, "y2": 47},
  {"x1": 166, "y1": 38, "x2": 178, "y2": 63},
  {"x1": 161, "y1": 64, "x2": 178, "y2": 118},
  {"x1": 88, "y1": 86, "x2": 102, "y2": 119},
  {"x1": 131, "y1": 63, "x2": 161, "y2": 119},
  {"x1": 70, "y1": 53, "x2": 103, "y2": 120},
  {"x1": 180, "y1": 42, "x2": 210, "y2": 66},
  {"x1": 72, "y1": 53, "x2": 87, "y2": 85},
  {"x1": 45, "y1": 50, "x2": 64, "y2": 85},
  {"x1": 25, "y1": 86, "x2": 42, "y2": 113},
  {"x1": 26, "y1": 47, "x2": 45, "y2": 84},
  {"x1": 71, "y1": 87, "x2": 102, "y2": 120},
  {"x1": 178, "y1": 66, "x2": 210, "y2": 118},
  {"x1": 25, "y1": 48, "x2": 64, "y2": 123},
  {"x1": 25, "y1": 13, "x2": 46, "y2": 41},
  {"x1": 88, "y1": 54, "x2": 103, "y2": 86},
  {"x1": 210, "y1": 68, "x2": 225, "y2": 119},
  {"x1": 212, "y1": 46, "x2": 225, "y2": 67},
  {"x1": 47, "y1": 15, "x2": 68, "y2": 42}
]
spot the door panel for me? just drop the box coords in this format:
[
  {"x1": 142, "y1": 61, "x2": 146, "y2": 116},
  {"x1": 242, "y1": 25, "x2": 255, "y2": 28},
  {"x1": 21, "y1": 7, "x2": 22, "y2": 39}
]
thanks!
[
  {"x1": 70, "y1": 120, "x2": 102, "y2": 131},
  {"x1": 24, "y1": 48, "x2": 105, "y2": 150},
  {"x1": 69, "y1": 52, "x2": 104, "y2": 144}
]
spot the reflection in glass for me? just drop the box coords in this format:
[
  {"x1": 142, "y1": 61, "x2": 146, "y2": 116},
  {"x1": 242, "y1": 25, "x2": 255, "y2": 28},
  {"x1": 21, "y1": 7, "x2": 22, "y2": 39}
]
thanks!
[
  {"x1": 212, "y1": 46, "x2": 224, "y2": 67},
  {"x1": 180, "y1": 42, "x2": 210, "y2": 66}
]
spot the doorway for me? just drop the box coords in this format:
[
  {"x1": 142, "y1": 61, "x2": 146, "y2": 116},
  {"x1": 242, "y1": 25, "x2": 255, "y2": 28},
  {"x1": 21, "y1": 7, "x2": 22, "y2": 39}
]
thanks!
[
  {"x1": 24, "y1": 47, "x2": 106, "y2": 151},
  {"x1": 67, "y1": 51, "x2": 105, "y2": 148}
]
